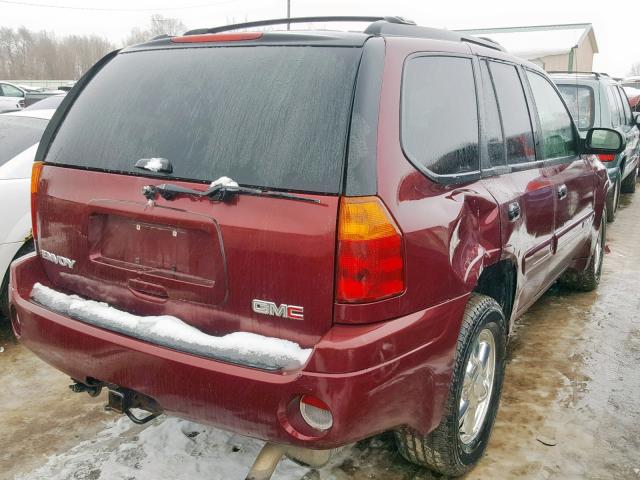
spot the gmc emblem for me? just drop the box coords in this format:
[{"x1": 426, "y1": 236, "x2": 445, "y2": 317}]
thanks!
[{"x1": 252, "y1": 299, "x2": 304, "y2": 320}]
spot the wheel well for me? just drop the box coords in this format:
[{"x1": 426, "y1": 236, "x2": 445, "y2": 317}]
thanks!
[{"x1": 473, "y1": 260, "x2": 516, "y2": 327}]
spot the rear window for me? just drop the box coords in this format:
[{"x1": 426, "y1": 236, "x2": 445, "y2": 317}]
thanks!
[
  {"x1": 557, "y1": 84, "x2": 594, "y2": 130},
  {"x1": 0, "y1": 116, "x2": 47, "y2": 167},
  {"x1": 44, "y1": 46, "x2": 362, "y2": 193}
]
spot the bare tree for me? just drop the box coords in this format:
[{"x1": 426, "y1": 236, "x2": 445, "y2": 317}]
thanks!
[
  {"x1": 0, "y1": 15, "x2": 186, "y2": 81},
  {"x1": 124, "y1": 15, "x2": 186, "y2": 46},
  {"x1": 0, "y1": 27, "x2": 115, "y2": 80},
  {"x1": 629, "y1": 62, "x2": 640, "y2": 77}
]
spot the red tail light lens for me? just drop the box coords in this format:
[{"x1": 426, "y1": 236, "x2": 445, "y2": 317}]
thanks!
[
  {"x1": 336, "y1": 196, "x2": 405, "y2": 303},
  {"x1": 30, "y1": 161, "x2": 43, "y2": 242},
  {"x1": 597, "y1": 154, "x2": 616, "y2": 161}
]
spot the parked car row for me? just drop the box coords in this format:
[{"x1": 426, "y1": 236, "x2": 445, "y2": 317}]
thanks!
[
  {"x1": 551, "y1": 72, "x2": 640, "y2": 221},
  {"x1": 2, "y1": 16, "x2": 640, "y2": 479},
  {"x1": 0, "y1": 81, "x2": 67, "y2": 113}
]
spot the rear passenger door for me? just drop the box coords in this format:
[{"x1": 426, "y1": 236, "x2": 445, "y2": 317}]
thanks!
[
  {"x1": 478, "y1": 59, "x2": 557, "y2": 312},
  {"x1": 524, "y1": 69, "x2": 593, "y2": 276}
]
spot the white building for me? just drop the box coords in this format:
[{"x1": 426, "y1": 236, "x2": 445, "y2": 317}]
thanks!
[{"x1": 456, "y1": 23, "x2": 598, "y2": 72}]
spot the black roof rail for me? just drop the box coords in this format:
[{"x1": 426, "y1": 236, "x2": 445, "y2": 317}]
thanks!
[
  {"x1": 548, "y1": 71, "x2": 610, "y2": 78},
  {"x1": 184, "y1": 16, "x2": 415, "y2": 35},
  {"x1": 182, "y1": 15, "x2": 505, "y2": 52}
]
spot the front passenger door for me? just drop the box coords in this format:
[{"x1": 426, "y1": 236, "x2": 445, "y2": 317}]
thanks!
[{"x1": 525, "y1": 70, "x2": 594, "y2": 276}]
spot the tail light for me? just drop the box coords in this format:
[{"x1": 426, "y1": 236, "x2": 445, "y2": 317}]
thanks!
[
  {"x1": 31, "y1": 161, "x2": 44, "y2": 243},
  {"x1": 597, "y1": 154, "x2": 616, "y2": 162},
  {"x1": 336, "y1": 196, "x2": 405, "y2": 303},
  {"x1": 299, "y1": 395, "x2": 333, "y2": 431}
]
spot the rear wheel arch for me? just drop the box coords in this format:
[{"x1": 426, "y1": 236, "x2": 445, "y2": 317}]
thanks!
[{"x1": 473, "y1": 260, "x2": 517, "y2": 331}]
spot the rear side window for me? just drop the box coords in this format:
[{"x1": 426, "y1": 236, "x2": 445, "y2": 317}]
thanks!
[
  {"x1": 0, "y1": 116, "x2": 47, "y2": 167},
  {"x1": 556, "y1": 84, "x2": 594, "y2": 130},
  {"x1": 526, "y1": 72, "x2": 577, "y2": 159},
  {"x1": 44, "y1": 46, "x2": 362, "y2": 194},
  {"x1": 401, "y1": 55, "x2": 479, "y2": 177},
  {"x1": 479, "y1": 60, "x2": 506, "y2": 169},
  {"x1": 488, "y1": 62, "x2": 535, "y2": 165},
  {"x1": 607, "y1": 86, "x2": 622, "y2": 127}
]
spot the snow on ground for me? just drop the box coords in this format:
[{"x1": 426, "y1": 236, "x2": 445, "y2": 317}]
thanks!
[
  {"x1": 17, "y1": 416, "x2": 327, "y2": 480},
  {"x1": 31, "y1": 283, "x2": 311, "y2": 370}
]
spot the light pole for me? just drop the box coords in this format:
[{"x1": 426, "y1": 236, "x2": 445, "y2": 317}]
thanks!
[{"x1": 286, "y1": 0, "x2": 290, "y2": 30}]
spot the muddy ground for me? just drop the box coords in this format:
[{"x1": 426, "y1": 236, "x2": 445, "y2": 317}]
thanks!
[{"x1": 1, "y1": 195, "x2": 639, "y2": 480}]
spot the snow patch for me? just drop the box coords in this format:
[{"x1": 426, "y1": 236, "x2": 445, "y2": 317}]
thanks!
[
  {"x1": 142, "y1": 157, "x2": 166, "y2": 172},
  {"x1": 30, "y1": 283, "x2": 311, "y2": 370},
  {"x1": 210, "y1": 176, "x2": 239, "y2": 189},
  {"x1": 16, "y1": 417, "x2": 321, "y2": 480}
]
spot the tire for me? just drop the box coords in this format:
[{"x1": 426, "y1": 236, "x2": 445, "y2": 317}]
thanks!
[
  {"x1": 558, "y1": 210, "x2": 606, "y2": 292},
  {"x1": 394, "y1": 294, "x2": 507, "y2": 477},
  {"x1": 606, "y1": 176, "x2": 620, "y2": 223},
  {"x1": 621, "y1": 165, "x2": 638, "y2": 194},
  {"x1": 0, "y1": 240, "x2": 34, "y2": 321}
]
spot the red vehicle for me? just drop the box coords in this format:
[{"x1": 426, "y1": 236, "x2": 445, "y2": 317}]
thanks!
[{"x1": 8, "y1": 16, "x2": 624, "y2": 476}]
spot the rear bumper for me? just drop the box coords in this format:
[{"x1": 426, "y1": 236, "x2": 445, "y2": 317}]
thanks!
[{"x1": 10, "y1": 254, "x2": 466, "y2": 448}]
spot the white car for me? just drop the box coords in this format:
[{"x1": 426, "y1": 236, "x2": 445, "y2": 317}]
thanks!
[
  {"x1": 0, "y1": 109, "x2": 54, "y2": 318},
  {"x1": 0, "y1": 82, "x2": 26, "y2": 113}
]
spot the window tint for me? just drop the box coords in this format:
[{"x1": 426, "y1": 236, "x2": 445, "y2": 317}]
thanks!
[
  {"x1": 616, "y1": 86, "x2": 633, "y2": 125},
  {"x1": 1, "y1": 84, "x2": 23, "y2": 97},
  {"x1": 45, "y1": 47, "x2": 362, "y2": 194},
  {"x1": 479, "y1": 61, "x2": 506, "y2": 169},
  {"x1": 401, "y1": 56, "x2": 479, "y2": 176},
  {"x1": 488, "y1": 62, "x2": 535, "y2": 165},
  {"x1": 557, "y1": 84, "x2": 595, "y2": 130},
  {"x1": 526, "y1": 72, "x2": 577, "y2": 159},
  {"x1": 607, "y1": 86, "x2": 622, "y2": 127},
  {"x1": 0, "y1": 116, "x2": 47, "y2": 167}
]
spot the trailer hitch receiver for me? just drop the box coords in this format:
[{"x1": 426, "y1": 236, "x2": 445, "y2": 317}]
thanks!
[{"x1": 105, "y1": 387, "x2": 163, "y2": 425}]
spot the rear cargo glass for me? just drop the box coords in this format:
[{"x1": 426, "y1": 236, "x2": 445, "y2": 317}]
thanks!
[
  {"x1": 43, "y1": 46, "x2": 362, "y2": 194},
  {"x1": 0, "y1": 116, "x2": 47, "y2": 167}
]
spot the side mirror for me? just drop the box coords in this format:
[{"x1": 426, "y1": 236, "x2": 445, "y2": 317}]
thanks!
[
  {"x1": 583, "y1": 128, "x2": 625, "y2": 155},
  {"x1": 634, "y1": 112, "x2": 640, "y2": 126}
]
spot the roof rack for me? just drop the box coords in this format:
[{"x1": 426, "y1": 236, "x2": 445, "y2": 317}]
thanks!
[
  {"x1": 548, "y1": 71, "x2": 610, "y2": 78},
  {"x1": 182, "y1": 16, "x2": 506, "y2": 52},
  {"x1": 184, "y1": 16, "x2": 415, "y2": 35}
]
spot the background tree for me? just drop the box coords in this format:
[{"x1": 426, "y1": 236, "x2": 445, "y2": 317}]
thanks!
[
  {"x1": 124, "y1": 15, "x2": 186, "y2": 46},
  {"x1": 0, "y1": 15, "x2": 186, "y2": 80},
  {"x1": 629, "y1": 62, "x2": 640, "y2": 77}
]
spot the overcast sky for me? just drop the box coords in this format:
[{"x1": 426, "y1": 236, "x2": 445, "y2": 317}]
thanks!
[{"x1": 0, "y1": 0, "x2": 637, "y2": 77}]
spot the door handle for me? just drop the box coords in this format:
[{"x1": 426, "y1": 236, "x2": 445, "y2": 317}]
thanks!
[
  {"x1": 508, "y1": 201, "x2": 521, "y2": 222},
  {"x1": 557, "y1": 184, "x2": 568, "y2": 200}
]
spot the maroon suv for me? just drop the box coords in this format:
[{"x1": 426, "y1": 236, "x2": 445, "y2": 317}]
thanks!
[{"x1": 8, "y1": 16, "x2": 624, "y2": 476}]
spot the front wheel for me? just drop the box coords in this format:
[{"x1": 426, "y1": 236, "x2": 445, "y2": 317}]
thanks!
[
  {"x1": 395, "y1": 294, "x2": 507, "y2": 477},
  {"x1": 559, "y1": 210, "x2": 606, "y2": 292},
  {"x1": 621, "y1": 165, "x2": 638, "y2": 194},
  {"x1": 606, "y1": 176, "x2": 620, "y2": 223}
]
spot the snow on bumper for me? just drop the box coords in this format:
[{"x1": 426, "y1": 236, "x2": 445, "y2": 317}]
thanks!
[{"x1": 30, "y1": 282, "x2": 310, "y2": 371}]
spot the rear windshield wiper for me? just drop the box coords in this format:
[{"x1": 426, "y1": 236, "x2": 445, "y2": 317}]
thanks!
[{"x1": 142, "y1": 183, "x2": 320, "y2": 204}]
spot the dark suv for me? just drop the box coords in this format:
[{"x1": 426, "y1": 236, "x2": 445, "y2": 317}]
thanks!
[
  {"x1": 8, "y1": 16, "x2": 624, "y2": 477},
  {"x1": 551, "y1": 72, "x2": 640, "y2": 222}
]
